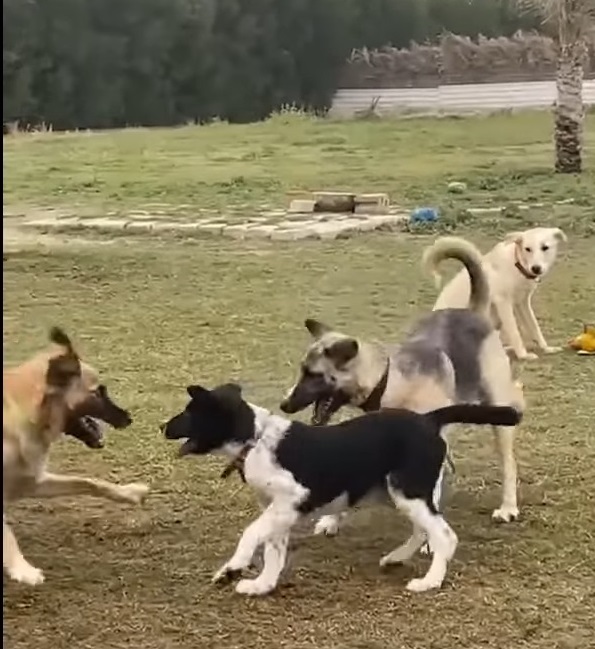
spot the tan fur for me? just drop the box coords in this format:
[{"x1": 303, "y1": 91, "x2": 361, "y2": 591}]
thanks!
[
  {"x1": 429, "y1": 228, "x2": 566, "y2": 360},
  {"x1": 3, "y1": 330, "x2": 148, "y2": 587}
]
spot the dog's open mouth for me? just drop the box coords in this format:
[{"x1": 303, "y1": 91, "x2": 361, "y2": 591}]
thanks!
[
  {"x1": 65, "y1": 415, "x2": 104, "y2": 449},
  {"x1": 311, "y1": 391, "x2": 349, "y2": 426}
]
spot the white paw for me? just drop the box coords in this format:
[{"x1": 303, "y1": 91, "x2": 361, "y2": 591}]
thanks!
[
  {"x1": 406, "y1": 577, "x2": 442, "y2": 593},
  {"x1": 492, "y1": 505, "x2": 519, "y2": 523},
  {"x1": 8, "y1": 562, "x2": 45, "y2": 586},
  {"x1": 542, "y1": 346, "x2": 562, "y2": 354},
  {"x1": 313, "y1": 515, "x2": 340, "y2": 537},
  {"x1": 235, "y1": 578, "x2": 275, "y2": 596},
  {"x1": 517, "y1": 351, "x2": 538, "y2": 361},
  {"x1": 121, "y1": 483, "x2": 149, "y2": 504},
  {"x1": 379, "y1": 548, "x2": 412, "y2": 567}
]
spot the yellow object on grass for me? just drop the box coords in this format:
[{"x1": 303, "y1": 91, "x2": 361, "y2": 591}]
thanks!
[{"x1": 568, "y1": 324, "x2": 595, "y2": 355}]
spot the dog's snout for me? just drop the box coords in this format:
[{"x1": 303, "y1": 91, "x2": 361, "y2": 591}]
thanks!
[
  {"x1": 279, "y1": 399, "x2": 291, "y2": 413},
  {"x1": 530, "y1": 265, "x2": 542, "y2": 276}
]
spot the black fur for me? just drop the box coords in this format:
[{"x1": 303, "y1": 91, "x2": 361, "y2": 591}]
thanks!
[{"x1": 162, "y1": 383, "x2": 522, "y2": 514}]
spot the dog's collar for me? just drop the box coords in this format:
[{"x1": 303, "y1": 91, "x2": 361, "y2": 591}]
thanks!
[
  {"x1": 220, "y1": 443, "x2": 253, "y2": 483},
  {"x1": 360, "y1": 362, "x2": 390, "y2": 412},
  {"x1": 514, "y1": 243, "x2": 539, "y2": 281}
]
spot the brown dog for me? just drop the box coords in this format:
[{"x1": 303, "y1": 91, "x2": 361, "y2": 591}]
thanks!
[{"x1": 3, "y1": 327, "x2": 148, "y2": 586}]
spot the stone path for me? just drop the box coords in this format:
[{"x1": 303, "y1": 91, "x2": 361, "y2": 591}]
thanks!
[{"x1": 7, "y1": 205, "x2": 410, "y2": 241}]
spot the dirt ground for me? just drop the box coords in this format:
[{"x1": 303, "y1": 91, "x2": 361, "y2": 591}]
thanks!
[{"x1": 3, "y1": 228, "x2": 594, "y2": 649}]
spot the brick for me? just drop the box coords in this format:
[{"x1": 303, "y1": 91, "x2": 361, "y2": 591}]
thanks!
[
  {"x1": 354, "y1": 205, "x2": 389, "y2": 215},
  {"x1": 244, "y1": 225, "x2": 278, "y2": 238},
  {"x1": 271, "y1": 228, "x2": 316, "y2": 241},
  {"x1": 198, "y1": 223, "x2": 225, "y2": 234},
  {"x1": 288, "y1": 199, "x2": 316, "y2": 214},
  {"x1": 354, "y1": 192, "x2": 390, "y2": 207}
]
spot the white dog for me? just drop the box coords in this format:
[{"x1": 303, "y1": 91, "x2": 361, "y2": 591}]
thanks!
[{"x1": 427, "y1": 227, "x2": 566, "y2": 360}]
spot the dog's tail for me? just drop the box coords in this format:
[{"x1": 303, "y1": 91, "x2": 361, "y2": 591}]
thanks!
[
  {"x1": 422, "y1": 236, "x2": 490, "y2": 317},
  {"x1": 425, "y1": 404, "x2": 522, "y2": 429}
]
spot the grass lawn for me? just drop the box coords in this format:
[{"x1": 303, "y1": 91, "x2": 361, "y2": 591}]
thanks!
[
  {"x1": 3, "y1": 110, "x2": 595, "y2": 232},
  {"x1": 3, "y1": 111, "x2": 595, "y2": 649}
]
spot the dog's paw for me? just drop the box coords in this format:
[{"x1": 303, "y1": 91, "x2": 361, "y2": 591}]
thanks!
[
  {"x1": 517, "y1": 351, "x2": 538, "y2": 361},
  {"x1": 492, "y1": 505, "x2": 519, "y2": 523},
  {"x1": 212, "y1": 563, "x2": 243, "y2": 585},
  {"x1": 235, "y1": 578, "x2": 275, "y2": 596},
  {"x1": 8, "y1": 562, "x2": 45, "y2": 586},
  {"x1": 542, "y1": 345, "x2": 562, "y2": 354},
  {"x1": 406, "y1": 577, "x2": 442, "y2": 593},
  {"x1": 121, "y1": 482, "x2": 149, "y2": 505},
  {"x1": 313, "y1": 515, "x2": 340, "y2": 537}
]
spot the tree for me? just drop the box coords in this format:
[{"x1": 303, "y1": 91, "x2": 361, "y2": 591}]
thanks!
[{"x1": 516, "y1": 0, "x2": 595, "y2": 173}]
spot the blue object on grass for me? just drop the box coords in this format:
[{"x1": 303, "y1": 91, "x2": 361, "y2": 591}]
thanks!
[{"x1": 410, "y1": 207, "x2": 439, "y2": 223}]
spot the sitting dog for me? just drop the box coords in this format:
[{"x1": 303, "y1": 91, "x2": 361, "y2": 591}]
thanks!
[
  {"x1": 429, "y1": 227, "x2": 566, "y2": 360},
  {"x1": 3, "y1": 327, "x2": 149, "y2": 586},
  {"x1": 162, "y1": 382, "x2": 521, "y2": 596},
  {"x1": 280, "y1": 236, "x2": 524, "y2": 537}
]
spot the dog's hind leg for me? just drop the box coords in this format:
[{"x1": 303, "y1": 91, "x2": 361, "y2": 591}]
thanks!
[
  {"x1": 388, "y1": 490, "x2": 457, "y2": 592},
  {"x1": 491, "y1": 425, "x2": 519, "y2": 522},
  {"x1": 32, "y1": 473, "x2": 148, "y2": 504},
  {"x1": 313, "y1": 512, "x2": 346, "y2": 537},
  {"x1": 3, "y1": 516, "x2": 44, "y2": 586}
]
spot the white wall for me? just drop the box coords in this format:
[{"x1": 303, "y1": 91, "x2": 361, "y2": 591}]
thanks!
[{"x1": 330, "y1": 79, "x2": 595, "y2": 117}]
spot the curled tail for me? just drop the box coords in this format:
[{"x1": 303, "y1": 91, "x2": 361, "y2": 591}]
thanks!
[
  {"x1": 422, "y1": 236, "x2": 490, "y2": 317},
  {"x1": 425, "y1": 404, "x2": 522, "y2": 429}
]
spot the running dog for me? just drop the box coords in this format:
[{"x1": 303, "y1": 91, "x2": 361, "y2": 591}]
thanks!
[
  {"x1": 429, "y1": 227, "x2": 566, "y2": 360},
  {"x1": 3, "y1": 327, "x2": 148, "y2": 586},
  {"x1": 280, "y1": 236, "x2": 524, "y2": 537},
  {"x1": 162, "y1": 382, "x2": 521, "y2": 596}
]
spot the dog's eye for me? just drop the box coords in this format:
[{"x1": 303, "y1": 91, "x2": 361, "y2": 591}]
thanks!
[
  {"x1": 541, "y1": 244, "x2": 549, "y2": 252},
  {"x1": 302, "y1": 367, "x2": 321, "y2": 380},
  {"x1": 524, "y1": 246, "x2": 532, "y2": 253}
]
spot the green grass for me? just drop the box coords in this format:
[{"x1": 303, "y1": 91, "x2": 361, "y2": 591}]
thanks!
[
  {"x1": 3, "y1": 111, "x2": 595, "y2": 233},
  {"x1": 3, "y1": 111, "x2": 595, "y2": 648},
  {"x1": 3, "y1": 232, "x2": 594, "y2": 649}
]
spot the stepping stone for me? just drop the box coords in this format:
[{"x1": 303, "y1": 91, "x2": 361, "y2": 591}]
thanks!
[
  {"x1": 288, "y1": 199, "x2": 316, "y2": 214},
  {"x1": 355, "y1": 193, "x2": 390, "y2": 207}
]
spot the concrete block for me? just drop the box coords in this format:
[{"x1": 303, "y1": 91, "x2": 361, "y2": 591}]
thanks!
[
  {"x1": 244, "y1": 225, "x2": 278, "y2": 239},
  {"x1": 198, "y1": 223, "x2": 225, "y2": 234},
  {"x1": 222, "y1": 224, "x2": 250, "y2": 239}
]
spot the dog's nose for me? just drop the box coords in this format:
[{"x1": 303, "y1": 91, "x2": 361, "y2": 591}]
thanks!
[
  {"x1": 279, "y1": 399, "x2": 290, "y2": 413},
  {"x1": 531, "y1": 265, "x2": 542, "y2": 276}
]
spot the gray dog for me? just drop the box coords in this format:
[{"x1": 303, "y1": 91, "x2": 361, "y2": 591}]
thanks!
[{"x1": 280, "y1": 236, "x2": 524, "y2": 537}]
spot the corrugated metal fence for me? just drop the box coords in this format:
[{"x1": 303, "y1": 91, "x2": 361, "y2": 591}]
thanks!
[{"x1": 331, "y1": 80, "x2": 595, "y2": 117}]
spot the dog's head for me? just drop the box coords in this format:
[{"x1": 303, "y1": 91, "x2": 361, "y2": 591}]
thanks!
[
  {"x1": 47, "y1": 327, "x2": 132, "y2": 448},
  {"x1": 161, "y1": 382, "x2": 255, "y2": 457},
  {"x1": 279, "y1": 318, "x2": 362, "y2": 425},
  {"x1": 505, "y1": 227, "x2": 566, "y2": 279}
]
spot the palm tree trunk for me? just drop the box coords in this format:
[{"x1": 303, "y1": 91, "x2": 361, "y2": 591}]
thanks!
[{"x1": 554, "y1": 42, "x2": 584, "y2": 173}]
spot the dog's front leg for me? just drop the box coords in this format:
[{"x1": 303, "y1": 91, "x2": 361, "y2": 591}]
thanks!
[
  {"x1": 496, "y1": 300, "x2": 536, "y2": 360},
  {"x1": 212, "y1": 502, "x2": 298, "y2": 595},
  {"x1": 3, "y1": 516, "x2": 44, "y2": 586},
  {"x1": 33, "y1": 473, "x2": 149, "y2": 504},
  {"x1": 235, "y1": 533, "x2": 291, "y2": 596},
  {"x1": 518, "y1": 297, "x2": 560, "y2": 354},
  {"x1": 491, "y1": 425, "x2": 519, "y2": 522}
]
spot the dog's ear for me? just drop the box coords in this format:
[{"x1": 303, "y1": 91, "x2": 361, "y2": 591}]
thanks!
[
  {"x1": 305, "y1": 318, "x2": 331, "y2": 339},
  {"x1": 49, "y1": 327, "x2": 76, "y2": 354},
  {"x1": 46, "y1": 352, "x2": 82, "y2": 390},
  {"x1": 213, "y1": 382, "x2": 243, "y2": 406},
  {"x1": 551, "y1": 227, "x2": 567, "y2": 243},
  {"x1": 324, "y1": 338, "x2": 359, "y2": 365},
  {"x1": 186, "y1": 384, "x2": 211, "y2": 401},
  {"x1": 504, "y1": 231, "x2": 523, "y2": 245}
]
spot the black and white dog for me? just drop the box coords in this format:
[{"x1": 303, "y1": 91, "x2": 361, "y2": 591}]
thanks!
[{"x1": 161, "y1": 383, "x2": 521, "y2": 596}]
